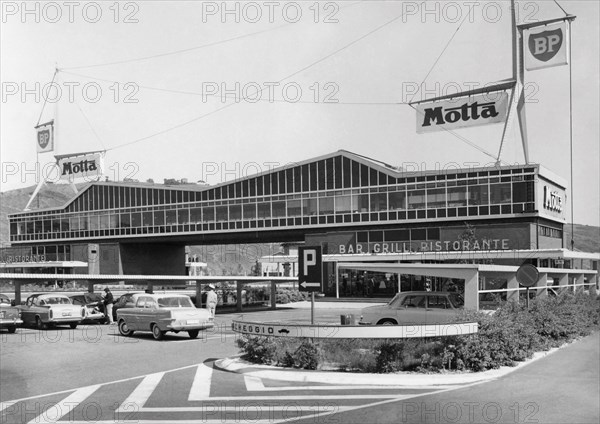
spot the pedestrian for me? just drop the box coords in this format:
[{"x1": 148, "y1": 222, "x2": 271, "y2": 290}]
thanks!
[
  {"x1": 206, "y1": 284, "x2": 218, "y2": 318},
  {"x1": 103, "y1": 288, "x2": 114, "y2": 324}
]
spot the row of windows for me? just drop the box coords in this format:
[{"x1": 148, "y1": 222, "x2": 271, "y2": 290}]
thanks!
[
  {"x1": 539, "y1": 225, "x2": 563, "y2": 239},
  {"x1": 10, "y1": 203, "x2": 536, "y2": 242}
]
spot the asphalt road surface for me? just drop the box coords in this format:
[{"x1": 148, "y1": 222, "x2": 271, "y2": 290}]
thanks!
[{"x1": 1, "y1": 305, "x2": 598, "y2": 423}]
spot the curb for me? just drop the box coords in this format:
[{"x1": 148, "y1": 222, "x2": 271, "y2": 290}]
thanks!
[{"x1": 215, "y1": 344, "x2": 566, "y2": 387}]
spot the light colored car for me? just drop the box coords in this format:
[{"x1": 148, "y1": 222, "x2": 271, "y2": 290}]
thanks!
[
  {"x1": 117, "y1": 293, "x2": 214, "y2": 340},
  {"x1": 19, "y1": 293, "x2": 85, "y2": 330},
  {"x1": 0, "y1": 294, "x2": 23, "y2": 333},
  {"x1": 359, "y1": 291, "x2": 464, "y2": 325},
  {"x1": 69, "y1": 293, "x2": 106, "y2": 323}
]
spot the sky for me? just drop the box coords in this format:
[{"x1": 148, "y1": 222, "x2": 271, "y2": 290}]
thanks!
[{"x1": 1, "y1": 1, "x2": 598, "y2": 227}]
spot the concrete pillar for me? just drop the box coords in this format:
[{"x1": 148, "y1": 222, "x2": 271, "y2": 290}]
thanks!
[
  {"x1": 88, "y1": 281, "x2": 94, "y2": 293},
  {"x1": 270, "y1": 281, "x2": 277, "y2": 310},
  {"x1": 507, "y1": 274, "x2": 519, "y2": 303},
  {"x1": 574, "y1": 274, "x2": 584, "y2": 293},
  {"x1": 195, "y1": 281, "x2": 202, "y2": 308},
  {"x1": 147, "y1": 282, "x2": 154, "y2": 294},
  {"x1": 589, "y1": 274, "x2": 598, "y2": 295},
  {"x1": 397, "y1": 273, "x2": 402, "y2": 293},
  {"x1": 14, "y1": 281, "x2": 21, "y2": 305},
  {"x1": 464, "y1": 270, "x2": 479, "y2": 310},
  {"x1": 236, "y1": 281, "x2": 243, "y2": 312},
  {"x1": 334, "y1": 262, "x2": 339, "y2": 299},
  {"x1": 536, "y1": 272, "x2": 548, "y2": 297},
  {"x1": 558, "y1": 273, "x2": 568, "y2": 294}
]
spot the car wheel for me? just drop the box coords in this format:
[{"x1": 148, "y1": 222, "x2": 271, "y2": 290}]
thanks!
[
  {"x1": 36, "y1": 316, "x2": 47, "y2": 330},
  {"x1": 70, "y1": 323, "x2": 78, "y2": 329},
  {"x1": 152, "y1": 324, "x2": 165, "y2": 340},
  {"x1": 188, "y1": 330, "x2": 199, "y2": 339},
  {"x1": 7, "y1": 326, "x2": 16, "y2": 334},
  {"x1": 378, "y1": 319, "x2": 397, "y2": 326},
  {"x1": 118, "y1": 320, "x2": 133, "y2": 337}
]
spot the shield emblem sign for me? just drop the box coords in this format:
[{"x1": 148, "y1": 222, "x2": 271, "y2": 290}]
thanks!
[
  {"x1": 529, "y1": 28, "x2": 563, "y2": 62},
  {"x1": 37, "y1": 129, "x2": 50, "y2": 149}
]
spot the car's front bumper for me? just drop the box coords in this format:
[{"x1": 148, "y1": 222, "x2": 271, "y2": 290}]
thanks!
[{"x1": 0, "y1": 318, "x2": 23, "y2": 327}]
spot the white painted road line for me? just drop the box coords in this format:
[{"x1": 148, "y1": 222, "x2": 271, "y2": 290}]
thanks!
[
  {"x1": 243, "y1": 375, "x2": 461, "y2": 392},
  {"x1": 116, "y1": 372, "x2": 164, "y2": 412},
  {"x1": 28, "y1": 385, "x2": 101, "y2": 424},
  {"x1": 188, "y1": 363, "x2": 213, "y2": 400}
]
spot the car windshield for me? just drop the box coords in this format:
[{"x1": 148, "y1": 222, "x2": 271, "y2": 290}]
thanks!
[
  {"x1": 157, "y1": 297, "x2": 193, "y2": 308},
  {"x1": 0, "y1": 296, "x2": 10, "y2": 305},
  {"x1": 85, "y1": 294, "x2": 102, "y2": 303},
  {"x1": 449, "y1": 293, "x2": 465, "y2": 308},
  {"x1": 42, "y1": 297, "x2": 71, "y2": 305}
]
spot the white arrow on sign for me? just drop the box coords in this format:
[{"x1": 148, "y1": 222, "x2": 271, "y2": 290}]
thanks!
[{"x1": 300, "y1": 282, "x2": 321, "y2": 288}]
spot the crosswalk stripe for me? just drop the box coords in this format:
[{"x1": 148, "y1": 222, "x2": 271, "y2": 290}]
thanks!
[
  {"x1": 116, "y1": 372, "x2": 164, "y2": 412},
  {"x1": 27, "y1": 385, "x2": 101, "y2": 424},
  {"x1": 188, "y1": 363, "x2": 213, "y2": 400}
]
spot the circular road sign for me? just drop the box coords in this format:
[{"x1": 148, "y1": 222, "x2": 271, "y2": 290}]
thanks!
[{"x1": 516, "y1": 263, "x2": 539, "y2": 287}]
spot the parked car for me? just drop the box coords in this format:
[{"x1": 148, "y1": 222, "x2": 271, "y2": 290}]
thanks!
[
  {"x1": 69, "y1": 293, "x2": 105, "y2": 323},
  {"x1": 112, "y1": 293, "x2": 138, "y2": 321},
  {"x1": 359, "y1": 291, "x2": 464, "y2": 325},
  {"x1": 117, "y1": 293, "x2": 214, "y2": 340},
  {"x1": 19, "y1": 293, "x2": 85, "y2": 330},
  {"x1": 0, "y1": 294, "x2": 23, "y2": 333}
]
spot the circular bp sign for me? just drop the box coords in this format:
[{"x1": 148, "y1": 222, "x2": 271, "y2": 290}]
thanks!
[{"x1": 516, "y1": 263, "x2": 539, "y2": 287}]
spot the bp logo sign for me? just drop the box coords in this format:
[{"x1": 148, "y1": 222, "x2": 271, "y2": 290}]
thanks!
[
  {"x1": 529, "y1": 28, "x2": 563, "y2": 62},
  {"x1": 37, "y1": 130, "x2": 50, "y2": 149}
]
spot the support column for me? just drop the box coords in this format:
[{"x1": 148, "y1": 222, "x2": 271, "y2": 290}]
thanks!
[
  {"x1": 15, "y1": 281, "x2": 21, "y2": 305},
  {"x1": 195, "y1": 281, "x2": 202, "y2": 308},
  {"x1": 588, "y1": 274, "x2": 597, "y2": 295},
  {"x1": 464, "y1": 270, "x2": 479, "y2": 310},
  {"x1": 397, "y1": 273, "x2": 401, "y2": 293},
  {"x1": 147, "y1": 282, "x2": 154, "y2": 294},
  {"x1": 270, "y1": 281, "x2": 277, "y2": 310},
  {"x1": 574, "y1": 274, "x2": 584, "y2": 293},
  {"x1": 236, "y1": 281, "x2": 243, "y2": 312},
  {"x1": 334, "y1": 262, "x2": 339, "y2": 299},
  {"x1": 558, "y1": 273, "x2": 568, "y2": 295},
  {"x1": 536, "y1": 272, "x2": 548, "y2": 297},
  {"x1": 507, "y1": 274, "x2": 519, "y2": 303},
  {"x1": 88, "y1": 281, "x2": 94, "y2": 293}
]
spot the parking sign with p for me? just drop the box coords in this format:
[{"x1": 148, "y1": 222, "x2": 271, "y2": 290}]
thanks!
[{"x1": 298, "y1": 246, "x2": 322, "y2": 292}]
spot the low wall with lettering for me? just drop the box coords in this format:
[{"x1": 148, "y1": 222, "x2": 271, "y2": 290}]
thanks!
[{"x1": 231, "y1": 320, "x2": 478, "y2": 339}]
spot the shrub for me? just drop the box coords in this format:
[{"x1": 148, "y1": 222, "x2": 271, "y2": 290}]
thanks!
[
  {"x1": 375, "y1": 342, "x2": 404, "y2": 373},
  {"x1": 236, "y1": 336, "x2": 278, "y2": 364},
  {"x1": 292, "y1": 340, "x2": 319, "y2": 370}
]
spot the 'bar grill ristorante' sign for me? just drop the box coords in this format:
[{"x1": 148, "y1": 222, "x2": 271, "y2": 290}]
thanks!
[{"x1": 415, "y1": 92, "x2": 509, "y2": 134}]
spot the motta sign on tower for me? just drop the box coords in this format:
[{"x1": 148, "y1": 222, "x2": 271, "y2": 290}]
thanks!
[
  {"x1": 415, "y1": 92, "x2": 509, "y2": 134},
  {"x1": 57, "y1": 153, "x2": 103, "y2": 182}
]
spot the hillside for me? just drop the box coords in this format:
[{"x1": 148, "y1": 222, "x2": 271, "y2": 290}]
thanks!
[{"x1": 1, "y1": 185, "x2": 598, "y2": 261}]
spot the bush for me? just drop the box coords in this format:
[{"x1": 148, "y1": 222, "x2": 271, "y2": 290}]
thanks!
[
  {"x1": 292, "y1": 340, "x2": 319, "y2": 370},
  {"x1": 375, "y1": 342, "x2": 404, "y2": 373}
]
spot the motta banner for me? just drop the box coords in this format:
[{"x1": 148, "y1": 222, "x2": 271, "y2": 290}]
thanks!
[
  {"x1": 525, "y1": 22, "x2": 569, "y2": 71},
  {"x1": 35, "y1": 121, "x2": 54, "y2": 153},
  {"x1": 415, "y1": 92, "x2": 509, "y2": 134},
  {"x1": 57, "y1": 153, "x2": 103, "y2": 182}
]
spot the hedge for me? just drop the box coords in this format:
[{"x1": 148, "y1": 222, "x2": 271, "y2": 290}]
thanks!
[{"x1": 237, "y1": 291, "x2": 599, "y2": 373}]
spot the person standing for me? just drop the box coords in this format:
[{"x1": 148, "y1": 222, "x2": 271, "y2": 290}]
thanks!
[
  {"x1": 206, "y1": 284, "x2": 218, "y2": 318},
  {"x1": 103, "y1": 288, "x2": 114, "y2": 324}
]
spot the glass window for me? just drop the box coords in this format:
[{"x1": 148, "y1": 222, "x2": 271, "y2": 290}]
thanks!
[
  {"x1": 131, "y1": 212, "x2": 141, "y2": 227},
  {"x1": 401, "y1": 295, "x2": 425, "y2": 308},
  {"x1": 389, "y1": 191, "x2": 406, "y2": 210},
  {"x1": 407, "y1": 189, "x2": 425, "y2": 209},
  {"x1": 469, "y1": 185, "x2": 489, "y2": 205},
  {"x1": 287, "y1": 199, "x2": 302, "y2": 217},
  {"x1": 80, "y1": 216, "x2": 89, "y2": 230},
  {"x1": 490, "y1": 183, "x2": 511, "y2": 204},
  {"x1": 354, "y1": 194, "x2": 369, "y2": 212},
  {"x1": 89, "y1": 215, "x2": 99, "y2": 230},
  {"x1": 69, "y1": 217, "x2": 80, "y2": 231},
  {"x1": 303, "y1": 198, "x2": 318, "y2": 216},
  {"x1": 426, "y1": 188, "x2": 446, "y2": 208},
  {"x1": 203, "y1": 206, "x2": 215, "y2": 221},
  {"x1": 229, "y1": 205, "x2": 242, "y2": 220},
  {"x1": 142, "y1": 212, "x2": 153, "y2": 226},
  {"x1": 319, "y1": 197, "x2": 334, "y2": 214},
  {"x1": 99, "y1": 214, "x2": 109, "y2": 229},
  {"x1": 154, "y1": 211, "x2": 165, "y2": 225},
  {"x1": 258, "y1": 203, "x2": 270, "y2": 219},
  {"x1": 335, "y1": 195, "x2": 352, "y2": 213},
  {"x1": 428, "y1": 296, "x2": 450, "y2": 309},
  {"x1": 178, "y1": 209, "x2": 189, "y2": 224},
  {"x1": 243, "y1": 204, "x2": 256, "y2": 219},
  {"x1": 370, "y1": 193, "x2": 387, "y2": 212},
  {"x1": 447, "y1": 187, "x2": 467, "y2": 207},
  {"x1": 190, "y1": 208, "x2": 202, "y2": 223},
  {"x1": 512, "y1": 182, "x2": 531, "y2": 203},
  {"x1": 166, "y1": 210, "x2": 177, "y2": 225},
  {"x1": 272, "y1": 201, "x2": 286, "y2": 217},
  {"x1": 216, "y1": 206, "x2": 228, "y2": 221}
]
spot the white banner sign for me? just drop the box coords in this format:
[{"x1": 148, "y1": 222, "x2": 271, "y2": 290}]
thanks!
[
  {"x1": 416, "y1": 92, "x2": 509, "y2": 134},
  {"x1": 36, "y1": 122, "x2": 54, "y2": 153},
  {"x1": 525, "y1": 22, "x2": 569, "y2": 71},
  {"x1": 57, "y1": 153, "x2": 103, "y2": 182}
]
